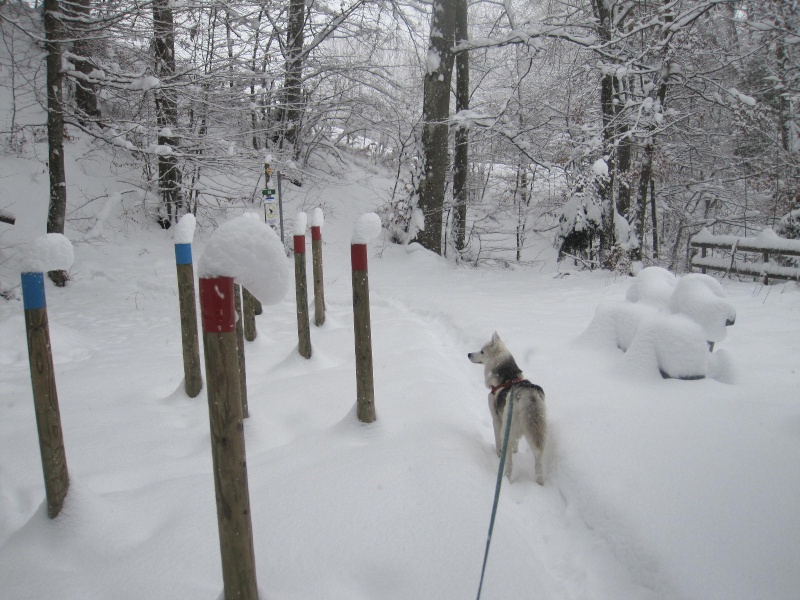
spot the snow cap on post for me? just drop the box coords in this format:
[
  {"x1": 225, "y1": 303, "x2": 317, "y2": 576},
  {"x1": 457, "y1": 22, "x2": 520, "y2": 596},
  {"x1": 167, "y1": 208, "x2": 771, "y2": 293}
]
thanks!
[
  {"x1": 294, "y1": 212, "x2": 308, "y2": 254},
  {"x1": 19, "y1": 233, "x2": 74, "y2": 274},
  {"x1": 311, "y1": 208, "x2": 324, "y2": 229},
  {"x1": 173, "y1": 213, "x2": 197, "y2": 244},
  {"x1": 198, "y1": 215, "x2": 289, "y2": 306},
  {"x1": 294, "y1": 212, "x2": 308, "y2": 236},
  {"x1": 351, "y1": 212, "x2": 382, "y2": 244},
  {"x1": 311, "y1": 208, "x2": 324, "y2": 241}
]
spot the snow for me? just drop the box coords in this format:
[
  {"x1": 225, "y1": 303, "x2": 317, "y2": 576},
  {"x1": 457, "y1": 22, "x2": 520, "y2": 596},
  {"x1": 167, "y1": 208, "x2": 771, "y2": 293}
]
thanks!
[
  {"x1": 581, "y1": 268, "x2": 737, "y2": 378},
  {"x1": 351, "y1": 212, "x2": 382, "y2": 244},
  {"x1": 172, "y1": 213, "x2": 196, "y2": 244},
  {"x1": 1, "y1": 150, "x2": 800, "y2": 600},
  {"x1": 310, "y1": 207, "x2": 324, "y2": 228},
  {"x1": 294, "y1": 212, "x2": 307, "y2": 236},
  {"x1": 197, "y1": 215, "x2": 289, "y2": 306},
  {"x1": 18, "y1": 233, "x2": 74, "y2": 273},
  {"x1": 668, "y1": 274, "x2": 736, "y2": 343},
  {"x1": 692, "y1": 226, "x2": 800, "y2": 253},
  {"x1": 130, "y1": 75, "x2": 160, "y2": 91},
  {"x1": 591, "y1": 158, "x2": 609, "y2": 178}
]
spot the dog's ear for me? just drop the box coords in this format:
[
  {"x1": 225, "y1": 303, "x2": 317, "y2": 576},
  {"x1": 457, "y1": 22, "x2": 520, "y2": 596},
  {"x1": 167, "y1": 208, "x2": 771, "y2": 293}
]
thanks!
[{"x1": 491, "y1": 331, "x2": 501, "y2": 345}]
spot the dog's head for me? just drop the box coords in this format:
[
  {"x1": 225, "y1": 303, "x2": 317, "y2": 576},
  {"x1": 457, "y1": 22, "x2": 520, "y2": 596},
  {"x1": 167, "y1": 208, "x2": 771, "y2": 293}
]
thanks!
[{"x1": 467, "y1": 331, "x2": 507, "y2": 365}]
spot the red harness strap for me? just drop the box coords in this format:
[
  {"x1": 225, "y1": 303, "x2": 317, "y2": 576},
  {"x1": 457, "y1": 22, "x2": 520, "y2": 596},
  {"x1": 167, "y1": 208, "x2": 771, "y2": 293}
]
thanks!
[{"x1": 491, "y1": 378, "x2": 524, "y2": 395}]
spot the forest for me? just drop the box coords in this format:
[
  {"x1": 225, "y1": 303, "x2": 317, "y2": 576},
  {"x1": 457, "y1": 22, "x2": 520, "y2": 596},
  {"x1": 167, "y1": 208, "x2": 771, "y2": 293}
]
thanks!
[{"x1": 1, "y1": 0, "x2": 798, "y2": 275}]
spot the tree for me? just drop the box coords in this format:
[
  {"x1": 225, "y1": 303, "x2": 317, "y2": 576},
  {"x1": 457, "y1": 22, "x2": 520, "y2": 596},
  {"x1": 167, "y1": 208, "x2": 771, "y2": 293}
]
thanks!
[
  {"x1": 43, "y1": 0, "x2": 68, "y2": 285},
  {"x1": 417, "y1": 0, "x2": 456, "y2": 254},
  {"x1": 152, "y1": 0, "x2": 182, "y2": 227}
]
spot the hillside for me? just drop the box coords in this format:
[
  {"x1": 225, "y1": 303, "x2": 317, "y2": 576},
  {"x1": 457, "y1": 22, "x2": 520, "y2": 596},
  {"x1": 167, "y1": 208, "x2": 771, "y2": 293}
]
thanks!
[{"x1": 1, "y1": 129, "x2": 799, "y2": 599}]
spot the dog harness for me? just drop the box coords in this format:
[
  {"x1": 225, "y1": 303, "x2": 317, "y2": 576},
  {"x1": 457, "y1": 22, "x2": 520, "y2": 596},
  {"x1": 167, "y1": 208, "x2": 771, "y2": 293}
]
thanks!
[{"x1": 490, "y1": 377, "x2": 524, "y2": 396}]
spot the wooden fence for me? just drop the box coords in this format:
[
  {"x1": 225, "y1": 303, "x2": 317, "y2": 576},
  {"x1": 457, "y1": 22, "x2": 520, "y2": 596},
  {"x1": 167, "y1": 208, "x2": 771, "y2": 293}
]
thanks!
[{"x1": 690, "y1": 228, "x2": 800, "y2": 284}]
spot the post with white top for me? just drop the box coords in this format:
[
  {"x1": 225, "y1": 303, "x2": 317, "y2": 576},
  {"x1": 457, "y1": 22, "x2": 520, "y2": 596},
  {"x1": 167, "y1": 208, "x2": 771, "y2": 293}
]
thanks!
[
  {"x1": 310, "y1": 208, "x2": 325, "y2": 326},
  {"x1": 293, "y1": 212, "x2": 312, "y2": 358},
  {"x1": 199, "y1": 276, "x2": 257, "y2": 600},
  {"x1": 197, "y1": 216, "x2": 289, "y2": 600},
  {"x1": 20, "y1": 234, "x2": 74, "y2": 518},
  {"x1": 173, "y1": 214, "x2": 202, "y2": 398},
  {"x1": 350, "y1": 213, "x2": 382, "y2": 423}
]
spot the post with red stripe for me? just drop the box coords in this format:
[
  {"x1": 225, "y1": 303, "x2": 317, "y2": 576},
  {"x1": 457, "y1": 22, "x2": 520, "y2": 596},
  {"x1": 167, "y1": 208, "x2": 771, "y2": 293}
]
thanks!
[
  {"x1": 351, "y1": 213, "x2": 382, "y2": 423},
  {"x1": 294, "y1": 212, "x2": 312, "y2": 359},
  {"x1": 198, "y1": 276, "x2": 257, "y2": 599},
  {"x1": 173, "y1": 214, "x2": 202, "y2": 398},
  {"x1": 20, "y1": 234, "x2": 74, "y2": 518},
  {"x1": 197, "y1": 216, "x2": 289, "y2": 600},
  {"x1": 310, "y1": 208, "x2": 325, "y2": 326}
]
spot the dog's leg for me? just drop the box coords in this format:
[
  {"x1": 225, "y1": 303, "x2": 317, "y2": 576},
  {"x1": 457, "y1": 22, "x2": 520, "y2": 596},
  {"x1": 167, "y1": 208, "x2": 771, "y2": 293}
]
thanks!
[
  {"x1": 489, "y1": 394, "x2": 502, "y2": 456},
  {"x1": 502, "y1": 404, "x2": 513, "y2": 481},
  {"x1": 525, "y1": 429, "x2": 545, "y2": 486}
]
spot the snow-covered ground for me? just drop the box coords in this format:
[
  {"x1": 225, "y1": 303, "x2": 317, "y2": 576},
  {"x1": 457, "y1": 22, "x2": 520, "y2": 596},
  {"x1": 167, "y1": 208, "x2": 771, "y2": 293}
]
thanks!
[{"x1": 1, "y1": 149, "x2": 799, "y2": 600}]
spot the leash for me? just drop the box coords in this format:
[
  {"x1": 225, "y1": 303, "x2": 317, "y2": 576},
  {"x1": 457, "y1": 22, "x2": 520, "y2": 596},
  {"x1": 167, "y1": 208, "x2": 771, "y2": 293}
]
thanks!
[{"x1": 476, "y1": 388, "x2": 514, "y2": 600}]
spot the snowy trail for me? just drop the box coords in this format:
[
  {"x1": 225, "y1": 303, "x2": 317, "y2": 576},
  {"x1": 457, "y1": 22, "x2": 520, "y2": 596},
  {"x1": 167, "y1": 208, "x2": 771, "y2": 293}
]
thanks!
[{"x1": 1, "y1": 171, "x2": 799, "y2": 599}]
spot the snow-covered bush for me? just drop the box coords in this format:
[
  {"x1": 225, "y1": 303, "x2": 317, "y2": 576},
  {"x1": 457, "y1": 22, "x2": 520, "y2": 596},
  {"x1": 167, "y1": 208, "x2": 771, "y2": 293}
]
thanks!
[
  {"x1": 581, "y1": 267, "x2": 737, "y2": 379},
  {"x1": 557, "y1": 173, "x2": 603, "y2": 267}
]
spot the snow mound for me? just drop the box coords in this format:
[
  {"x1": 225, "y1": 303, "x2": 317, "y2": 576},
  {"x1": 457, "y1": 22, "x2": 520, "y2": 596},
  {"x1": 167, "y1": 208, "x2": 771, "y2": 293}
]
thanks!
[
  {"x1": 668, "y1": 274, "x2": 736, "y2": 343},
  {"x1": 625, "y1": 266, "x2": 676, "y2": 307},
  {"x1": 198, "y1": 216, "x2": 289, "y2": 305},
  {"x1": 294, "y1": 212, "x2": 308, "y2": 236},
  {"x1": 173, "y1": 213, "x2": 196, "y2": 244},
  {"x1": 19, "y1": 234, "x2": 74, "y2": 273},
  {"x1": 351, "y1": 212, "x2": 382, "y2": 244},
  {"x1": 581, "y1": 268, "x2": 737, "y2": 379},
  {"x1": 310, "y1": 208, "x2": 324, "y2": 228}
]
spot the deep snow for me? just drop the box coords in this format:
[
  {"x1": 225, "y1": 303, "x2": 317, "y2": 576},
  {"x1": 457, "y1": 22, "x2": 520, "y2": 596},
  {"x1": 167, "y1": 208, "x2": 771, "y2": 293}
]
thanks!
[{"x1": 0, "y1": 151, "x2": 799, "y2": 600}]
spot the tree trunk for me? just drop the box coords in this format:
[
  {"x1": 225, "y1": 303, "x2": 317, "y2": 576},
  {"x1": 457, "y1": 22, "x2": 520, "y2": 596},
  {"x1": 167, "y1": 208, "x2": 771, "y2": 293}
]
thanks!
[
  {"x1": 274, "y1": 0, "x2": 306, "y2": 156},
  {"x1": 153, "y1": 0, "x2": 182, "y2": 226},
  {"x1": 68, "y1": 0, "x2": 101, "y2": 125},
  {"x1": 417, "y1": 0, "x2": 455, "y2": 255},
  {"x1": 44, "y1": 0, "x2": 68, "y2": 286},
  {"x1": 452, "y1": 0, "x2": 469, "y2": 253}
]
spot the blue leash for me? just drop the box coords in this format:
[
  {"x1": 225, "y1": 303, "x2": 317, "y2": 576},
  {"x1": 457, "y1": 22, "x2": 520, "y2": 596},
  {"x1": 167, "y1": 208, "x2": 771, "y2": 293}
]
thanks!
[{"x1": 476, "y1": 392, "x2": 514, "y2": 600}]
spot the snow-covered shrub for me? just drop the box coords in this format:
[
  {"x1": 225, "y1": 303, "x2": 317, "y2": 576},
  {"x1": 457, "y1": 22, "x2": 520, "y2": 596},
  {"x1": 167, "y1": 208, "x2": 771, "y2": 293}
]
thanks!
[
  {"x1": 580, "y1": 267, "x2": 737, "y2": 380},
  {"x1": 776, "y1": 208, "x2": 800, "y2": 267},
  {"x1": 557, "y1": 178, "x2": 603, "y2": 267}
]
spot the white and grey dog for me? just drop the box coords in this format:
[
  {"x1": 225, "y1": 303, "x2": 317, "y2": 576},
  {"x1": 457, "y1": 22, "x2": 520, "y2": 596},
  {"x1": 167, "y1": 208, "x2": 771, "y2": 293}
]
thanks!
[{"x1": 468, "y1": 332, "x2": 547, "y2": 485}]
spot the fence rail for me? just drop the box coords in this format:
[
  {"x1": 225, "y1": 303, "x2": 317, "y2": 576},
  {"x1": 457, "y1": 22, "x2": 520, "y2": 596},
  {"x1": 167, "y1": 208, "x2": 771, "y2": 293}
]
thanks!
[{"x1": 690, "y1": 228, "x2": 800, "y2": 284}]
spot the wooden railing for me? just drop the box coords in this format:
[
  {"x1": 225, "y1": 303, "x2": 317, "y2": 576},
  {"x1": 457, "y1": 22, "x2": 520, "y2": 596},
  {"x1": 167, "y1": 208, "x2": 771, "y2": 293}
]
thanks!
[{"x1": 689, "y1": 228, "x2": 800, "y2": 284}]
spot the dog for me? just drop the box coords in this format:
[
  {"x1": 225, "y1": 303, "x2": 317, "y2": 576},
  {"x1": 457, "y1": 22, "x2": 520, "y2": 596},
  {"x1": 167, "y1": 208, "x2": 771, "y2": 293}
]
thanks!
[{"x1": 468, "y1": 332, "x2": 546, "y2": 485}]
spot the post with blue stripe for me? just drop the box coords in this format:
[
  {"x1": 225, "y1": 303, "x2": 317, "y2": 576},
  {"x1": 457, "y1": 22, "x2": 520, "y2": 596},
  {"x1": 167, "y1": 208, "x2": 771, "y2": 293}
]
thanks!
[
  {"x1": 175, "y1": 243, "x2": 203, "y2": 398},
  {"x1": 21, "y1": 271, "x2": 70, "y2": 518}
]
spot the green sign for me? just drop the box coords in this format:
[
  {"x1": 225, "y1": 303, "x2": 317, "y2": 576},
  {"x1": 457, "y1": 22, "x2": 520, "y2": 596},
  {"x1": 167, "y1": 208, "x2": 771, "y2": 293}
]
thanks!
[{"x1": 261, "y1": 188, "x2": 276, "y2": 196}]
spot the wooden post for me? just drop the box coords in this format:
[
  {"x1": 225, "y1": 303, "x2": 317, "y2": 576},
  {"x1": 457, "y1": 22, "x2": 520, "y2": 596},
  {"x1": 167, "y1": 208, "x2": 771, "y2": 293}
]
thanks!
[
  {"x1": 294, "y1": 233, "x2": 312, "y2": 358},
  {"x1": 233, "y1": 284, "x2": 249, "y2": 418},
  {"x1": 242, "y1": 287, "x2": 257, "y2": 341},
  {"x1": 763, "y1": 251, "x2": 770, "y2": 285},
  {"x1": 701, "y1": 245, "x2": 707, "y2": 275},
  {"x1": 311, "y1": 225, "x2": 325, "y2": 326},
  {"x1": 174, "y1": 243, "x2": 202, "y2": 398},
  {"x1": 199, "y1": 276, "x2": 259, "y2": 600},
  {"x1": 351, "y1": 244, "x2": 376, "y2": 423},
  {"x1": 21, "y1": 272, "x2": 69, "y2": 518}
]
